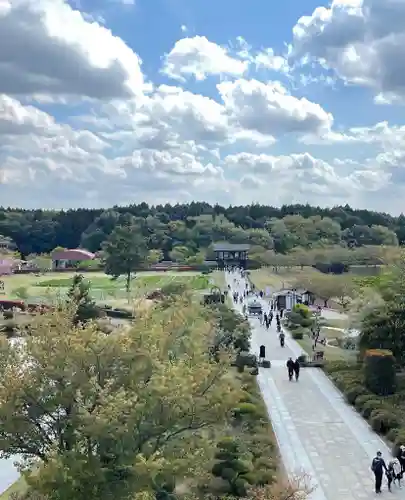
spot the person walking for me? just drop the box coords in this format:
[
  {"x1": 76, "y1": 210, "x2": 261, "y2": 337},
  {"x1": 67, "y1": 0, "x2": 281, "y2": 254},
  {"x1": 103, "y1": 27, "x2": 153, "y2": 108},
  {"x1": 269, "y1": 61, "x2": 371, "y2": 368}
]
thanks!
[
  {"x1": 293, "y1": 358, "x2": 300, "y2": 381},
  {"x1": 399, "y1": 445, "x2": 405, "y2": 473},
  {"x1": 371, "y1": 451, "x2": 387, "y2": 494},
  {"x1": 286, "y1": 357, "x2": 295, "y2": 381}
]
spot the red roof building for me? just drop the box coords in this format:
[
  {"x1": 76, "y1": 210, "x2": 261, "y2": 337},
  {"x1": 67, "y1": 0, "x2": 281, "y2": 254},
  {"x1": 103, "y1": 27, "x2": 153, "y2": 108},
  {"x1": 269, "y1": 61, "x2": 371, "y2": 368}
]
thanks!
[{"x1": 52, "y1": 248, "x2": 95, "y2": 269}]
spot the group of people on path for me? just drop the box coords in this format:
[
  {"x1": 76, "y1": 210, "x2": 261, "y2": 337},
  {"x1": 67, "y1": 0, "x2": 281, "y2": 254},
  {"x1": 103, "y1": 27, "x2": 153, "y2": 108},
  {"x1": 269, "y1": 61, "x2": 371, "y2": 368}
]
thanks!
[
  {"x1": 286, "y1": 357, "x2": 300, "y2": 381},
  {"x1": 371, "y1": 446, "x2": 405, "y2": 493}
]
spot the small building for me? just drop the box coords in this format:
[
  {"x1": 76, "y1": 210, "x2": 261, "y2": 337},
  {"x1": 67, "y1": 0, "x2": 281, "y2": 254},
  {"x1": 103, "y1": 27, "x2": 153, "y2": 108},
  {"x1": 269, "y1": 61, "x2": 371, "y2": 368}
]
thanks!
[
  {"x1": 51, "y1": 248, "x2": 95, "y2": 270},
  {"x1": 273, "y1": 288, "x2": 315, "y2": 311},
  {"x1": 213, "y1": 243, "x2": 250, "y2": 269}
]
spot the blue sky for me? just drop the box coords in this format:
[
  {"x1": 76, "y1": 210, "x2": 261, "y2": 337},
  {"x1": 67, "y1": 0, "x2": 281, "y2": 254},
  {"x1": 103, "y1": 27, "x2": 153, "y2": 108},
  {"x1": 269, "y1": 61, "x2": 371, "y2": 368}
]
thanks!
[{"x1": 1, "y1": 0, "x2": 405, "y2": 213}]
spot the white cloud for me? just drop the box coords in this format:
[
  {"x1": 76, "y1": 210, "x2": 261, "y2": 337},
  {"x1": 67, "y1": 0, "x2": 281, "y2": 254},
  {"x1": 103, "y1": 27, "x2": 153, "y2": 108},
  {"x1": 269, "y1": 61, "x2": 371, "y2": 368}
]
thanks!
[
  {"x1": 2, "y1": 1, "x2": 405, "y2": 213},
  {"x1": 161, "y1": 36, "x2": 249, "y2": 82},
  {"x1": 218, "y1": 79, "x2": 333, "y2": 138},
  {"x1": 0, "y1": 0, "x2": 145, "y2": 99},
  {"x1": 289, "y1": 0, "x2": 405, "y2": 102}
]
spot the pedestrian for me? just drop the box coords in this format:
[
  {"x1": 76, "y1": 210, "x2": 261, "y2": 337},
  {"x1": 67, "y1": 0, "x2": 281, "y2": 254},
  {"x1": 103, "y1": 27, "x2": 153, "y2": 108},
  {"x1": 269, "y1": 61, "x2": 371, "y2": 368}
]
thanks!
[
  {"x1": 399, "y1": 445, "x2": 405, "y2": 473},
  {"x1": 280, "y1": 308, "x2": 284, "y2": 319},
  {"x1": 293, "y1": 358, "x2": 300, "y2": 381},
  {"x1": 286, "y1": 357, "x2": 295, "y2": 381},
  {"x1": 263, "y1": 312, "x2": 268, "y2": 325},
  {"x1": 371, "y1": 451, "x2": 387, "y2": 494}
]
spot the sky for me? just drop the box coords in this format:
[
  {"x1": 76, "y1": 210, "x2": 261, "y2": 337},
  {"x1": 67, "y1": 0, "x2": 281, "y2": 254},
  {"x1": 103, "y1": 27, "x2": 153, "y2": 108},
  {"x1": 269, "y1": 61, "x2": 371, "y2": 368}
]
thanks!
[{"x1": 1, "y1": 0, "x2": 405, "y2": 213}]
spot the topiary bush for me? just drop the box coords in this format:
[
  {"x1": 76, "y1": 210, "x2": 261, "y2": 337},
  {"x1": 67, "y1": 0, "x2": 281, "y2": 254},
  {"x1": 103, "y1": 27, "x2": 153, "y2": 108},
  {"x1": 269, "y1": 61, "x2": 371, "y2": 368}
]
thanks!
[
  {"x1": 387, "y1": 428, "x2": 400, "y2": 443},
  {"x1": 361, "y1": 399, "x2": 386, "y2": 419},
  {"x1": 354, "y1": 394, "x2": 375, "y2": 412},
  {"x1": 323, "y1": 360, "x2": 359, "y2": 374},
  {"x1": 370, "y1": 410, "x2": 400, "y2": 435},
  {"x1": 211, "y1": 438, "x2": 252, "y2": 496},
  {"x1": 344, "y1": 385, "x2": 368, "y2": 405},
  {"x1": 364, "y1": 349, "x2": 396, "y2": 396},
  {"x1": 291, "y1": 331, "x2": 304, "y2": 340}
]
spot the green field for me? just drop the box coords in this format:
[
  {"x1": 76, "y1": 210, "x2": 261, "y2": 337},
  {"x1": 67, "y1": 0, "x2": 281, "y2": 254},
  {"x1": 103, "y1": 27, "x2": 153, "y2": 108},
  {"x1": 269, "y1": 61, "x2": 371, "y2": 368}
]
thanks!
[{"x1": 0, "y1": 271, "x2": 210, "y2": 306}]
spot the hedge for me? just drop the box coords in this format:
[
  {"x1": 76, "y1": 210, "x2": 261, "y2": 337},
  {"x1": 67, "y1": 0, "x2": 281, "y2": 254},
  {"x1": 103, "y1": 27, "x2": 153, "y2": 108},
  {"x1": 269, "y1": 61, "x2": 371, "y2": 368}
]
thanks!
[
  {"x1": 344, "y1": 385, "x2": 368, "y2": 405},
  {"x1": 354, "y1": 394, "x2": 375, "y2": 412},
  {"x1": 364, "y1": 349, "x2": 396, "y2": 396},
  {"x1": 205, "y1": 372, "x2": 279, "y2": 496},
  {"x1": 370, "y1": 410, "x2": 400, "y2": 434}
]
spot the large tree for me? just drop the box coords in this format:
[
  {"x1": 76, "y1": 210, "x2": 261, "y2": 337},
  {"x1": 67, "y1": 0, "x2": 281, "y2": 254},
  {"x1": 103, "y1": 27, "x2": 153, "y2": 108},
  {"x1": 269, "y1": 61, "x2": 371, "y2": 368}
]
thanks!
[
  {"x1": 103, "y1": 223, "x2": 148, "y2": 292},
  {"x1": 0, "y1": 299, "x2": 239, "y2": 500},
  {"x1": 357, "y1": 253, "x2": 405, "y2": 364}
]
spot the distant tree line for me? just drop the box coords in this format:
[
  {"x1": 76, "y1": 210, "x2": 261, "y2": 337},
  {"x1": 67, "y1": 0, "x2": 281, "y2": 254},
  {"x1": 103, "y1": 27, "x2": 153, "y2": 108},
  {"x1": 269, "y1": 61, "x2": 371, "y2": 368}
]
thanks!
[{"x1": 0, "y1": 202, "x2": 402, "y2": 257}]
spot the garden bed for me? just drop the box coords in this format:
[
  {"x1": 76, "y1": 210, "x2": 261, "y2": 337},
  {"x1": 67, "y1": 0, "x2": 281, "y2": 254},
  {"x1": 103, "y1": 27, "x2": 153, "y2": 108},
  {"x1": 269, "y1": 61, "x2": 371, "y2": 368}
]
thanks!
[{"x1": 323, "y1": 359, "x2": 405, "y2": 456}]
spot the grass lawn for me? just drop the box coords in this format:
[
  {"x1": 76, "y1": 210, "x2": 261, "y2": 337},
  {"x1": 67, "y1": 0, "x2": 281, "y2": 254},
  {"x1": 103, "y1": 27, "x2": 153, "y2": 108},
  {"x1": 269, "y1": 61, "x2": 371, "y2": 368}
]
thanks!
[
  {"x1": 249, "y1": 266, "x2": 320, "y2": 292},
  {"x1": 322, "y1": 317, "x2": 349, "y2": 329},
  {"x1": 0, "y1": 272, "x2": 210, "y2": 305},
  {"x1": 0, "y1": 477, "x2": 27, "y2": 500},
  {"x1": 296, "y1": 333, "x2": 357, "y2": 362}
]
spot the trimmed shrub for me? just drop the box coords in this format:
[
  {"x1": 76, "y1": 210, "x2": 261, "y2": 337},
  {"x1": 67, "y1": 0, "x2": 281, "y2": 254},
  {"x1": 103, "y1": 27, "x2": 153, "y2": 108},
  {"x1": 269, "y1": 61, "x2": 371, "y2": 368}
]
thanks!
[
  {"x1": 235, "y1": 352, "x2": 257, "y2": 369},
  {"x1": 292, "y1": 331, "x2": 304, "y2": 340},
  {"x1": 233, "y1": 403, "x2": 264, "y2": 423},
  {"x1": 354, "y1": 394, "x2": 375, "y2": 412},
  {"x1": 370, "y1": 410, "x2": 400, "y2": 434},
  {"x1": 364, "y1": 349, "x2": 396, "y2": 396},
  {"x1": 344, "y1": 385, "x2": 368, "y2": 405},
  {"x1": 361, "y1": 399, "x2": 385, "y2": 419},
  {"x1": 387, "y1": 428, "x2": 400, "y2": 443},
  {"x1": 323, "y1": 360, "x2": 359, "y2": 374}
]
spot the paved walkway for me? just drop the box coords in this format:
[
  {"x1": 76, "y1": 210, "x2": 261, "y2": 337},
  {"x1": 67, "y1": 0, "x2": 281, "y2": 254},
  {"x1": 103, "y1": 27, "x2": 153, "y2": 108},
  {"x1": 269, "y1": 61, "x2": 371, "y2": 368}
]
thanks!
[{"x1": 226, "y1": 271, "x2": 402, "y2": 500}]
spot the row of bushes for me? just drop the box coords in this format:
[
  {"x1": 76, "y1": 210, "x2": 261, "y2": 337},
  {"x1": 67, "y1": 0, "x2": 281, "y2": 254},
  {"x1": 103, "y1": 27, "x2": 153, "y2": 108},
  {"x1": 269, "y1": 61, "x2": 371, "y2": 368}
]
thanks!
[
  {"x1": 201, "y1": 301, "x2": 279, "y2": 496},
  {"x1": 324, "y1": 359, "x2": 405, "y2": 457},
  {"x1": 203, "y1": 372, "x2": 278, "y2": 496}
]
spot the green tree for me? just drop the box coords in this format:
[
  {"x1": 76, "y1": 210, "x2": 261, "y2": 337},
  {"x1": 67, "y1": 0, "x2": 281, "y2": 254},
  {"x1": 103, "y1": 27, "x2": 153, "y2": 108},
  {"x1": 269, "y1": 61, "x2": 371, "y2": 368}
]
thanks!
[
  {"x1": 169, "y1": 246, "x2": 191, "y2": 263},
  {"x1": 67, "y1": 274, "x2": 100, "y2": 324},
  {"x1": 147, "y1": 249, "x2": 164, "y2": 267},
  {"x1": 103, "y1": 224, "x2": 147, "y2": 292},
  {"x1": 358, "y1": 254, "x2": 405, "y2": 365},
  {"x1": 0, "y1": 299, "x2": 239, "y2": 500}
]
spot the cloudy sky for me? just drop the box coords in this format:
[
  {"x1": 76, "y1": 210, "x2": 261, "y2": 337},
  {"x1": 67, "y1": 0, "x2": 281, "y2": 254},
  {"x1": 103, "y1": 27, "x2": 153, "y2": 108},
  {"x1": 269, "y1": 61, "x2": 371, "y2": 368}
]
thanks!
[{"x1": 1, "y1": 0, "x2": 405, "y2": 212}]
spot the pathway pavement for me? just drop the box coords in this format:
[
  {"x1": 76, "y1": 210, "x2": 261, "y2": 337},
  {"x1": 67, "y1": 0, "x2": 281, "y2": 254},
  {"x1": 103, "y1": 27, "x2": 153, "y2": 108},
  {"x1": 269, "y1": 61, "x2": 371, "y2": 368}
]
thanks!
[{"x1": 227, "y1": 270, "x2": 402, "y2": 500}]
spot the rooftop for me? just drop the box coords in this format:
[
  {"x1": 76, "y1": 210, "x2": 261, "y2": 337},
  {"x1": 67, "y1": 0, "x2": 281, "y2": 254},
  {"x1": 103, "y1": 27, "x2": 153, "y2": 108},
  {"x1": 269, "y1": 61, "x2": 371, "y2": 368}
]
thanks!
[{"x1": 212, "y1": 243, "x2": 250, "y2": 252}]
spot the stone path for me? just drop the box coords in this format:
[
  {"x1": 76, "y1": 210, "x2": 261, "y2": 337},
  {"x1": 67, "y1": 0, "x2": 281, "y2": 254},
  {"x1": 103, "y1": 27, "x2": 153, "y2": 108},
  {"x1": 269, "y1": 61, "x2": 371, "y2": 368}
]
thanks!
[{"x1": 227, "y1": 271, "x2": 403, "y2": 500}]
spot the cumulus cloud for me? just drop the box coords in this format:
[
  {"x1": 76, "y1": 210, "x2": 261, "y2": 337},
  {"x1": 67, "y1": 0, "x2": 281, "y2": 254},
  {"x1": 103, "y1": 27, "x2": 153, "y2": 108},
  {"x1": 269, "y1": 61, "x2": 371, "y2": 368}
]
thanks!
[
  {"x1": 0, "y1": 0, "x2": 145, "y2": 99},
  {"x1": 1, "y1": 0, "x2": 405, "y2": 212},
  {"x1": 218, "y1": 79, "x2": 333, "y2": 138},
  {"x1": 289, "y1": 0, "x2": 405, "y2": 102},
  {"x1": 161, "y1": 36, "x2": 249, "y2": 81}
]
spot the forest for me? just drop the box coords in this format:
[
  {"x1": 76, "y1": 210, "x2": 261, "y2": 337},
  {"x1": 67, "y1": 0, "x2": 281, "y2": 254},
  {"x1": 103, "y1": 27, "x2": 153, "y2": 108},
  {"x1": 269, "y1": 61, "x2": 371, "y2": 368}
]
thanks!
[{"x1": 0, "y1": 202, "x2": 403, "y2": 257}]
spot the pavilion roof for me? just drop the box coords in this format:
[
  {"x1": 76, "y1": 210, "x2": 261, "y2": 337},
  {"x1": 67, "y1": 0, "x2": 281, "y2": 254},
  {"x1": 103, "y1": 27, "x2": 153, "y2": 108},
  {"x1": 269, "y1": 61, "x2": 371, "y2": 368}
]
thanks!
[{"x1": 212, "y1": 243, "x2": 250, "y2": 252}]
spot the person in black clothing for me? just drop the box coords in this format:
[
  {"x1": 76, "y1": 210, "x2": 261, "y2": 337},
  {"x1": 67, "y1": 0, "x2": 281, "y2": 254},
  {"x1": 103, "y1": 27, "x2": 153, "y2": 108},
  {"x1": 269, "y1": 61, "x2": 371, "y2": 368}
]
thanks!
[
  {"x1": 293, "y1": 359, "x2": 300, "y2": 381},
  {"x1": 286, "y1": 357, "x2": 294, "y2": 381},
  {"x1": 371, "y1": 451, "x2": 387, "y2": 494},
  {"x1": 399, "y1": 445, "x2": 405, "y2": 473}
]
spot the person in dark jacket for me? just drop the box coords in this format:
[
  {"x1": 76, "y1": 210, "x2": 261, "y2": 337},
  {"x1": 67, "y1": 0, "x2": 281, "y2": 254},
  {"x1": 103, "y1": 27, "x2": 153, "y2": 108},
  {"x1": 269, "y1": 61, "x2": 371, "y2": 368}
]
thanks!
[
  {"x1": 286, "y1": 357, "x2": 294, "y2": 381},
  {"x1": 371, "y1": 451, "x2": 387, "y2": 494},
  {"x1": 399, "y1": 445, "x2": 405, "y2": 473},
  {"x1": 293, "y1": 359, "x2": 300, "y2": 381}
]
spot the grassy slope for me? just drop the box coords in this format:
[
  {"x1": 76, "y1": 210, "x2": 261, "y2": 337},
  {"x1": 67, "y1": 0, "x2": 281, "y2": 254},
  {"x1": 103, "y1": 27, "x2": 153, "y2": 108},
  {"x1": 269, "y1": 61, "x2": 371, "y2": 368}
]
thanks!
[{"x1": 0, "y1": 477, "x2": 27, "y2": 500}]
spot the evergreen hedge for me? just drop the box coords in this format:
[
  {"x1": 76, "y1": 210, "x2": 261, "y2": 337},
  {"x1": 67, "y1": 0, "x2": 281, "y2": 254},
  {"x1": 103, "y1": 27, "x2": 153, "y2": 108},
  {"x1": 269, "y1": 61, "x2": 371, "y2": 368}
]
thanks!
[{"x1": 364, "y1": 349, "x2": 396, "y2": 395}]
